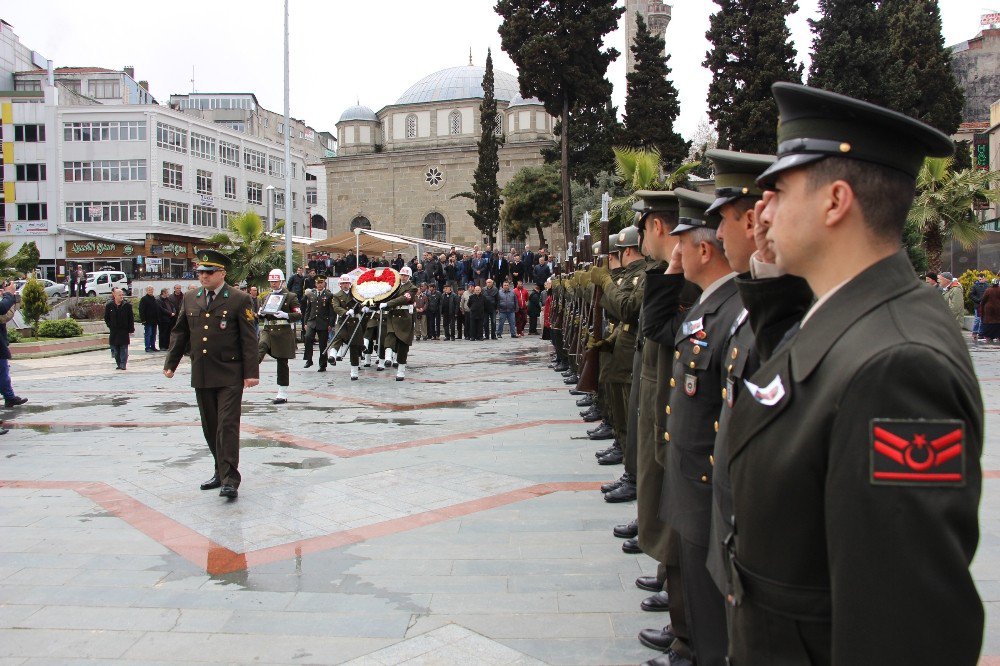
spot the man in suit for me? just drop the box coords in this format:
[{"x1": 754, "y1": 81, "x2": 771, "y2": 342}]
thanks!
[
  {"x1": 724, "y1": 84, "x2": 983, "y2": 665},
  {"x1": 164, "y1": 250, "x2": 259, "y2": 499},
  {"x1": 482, "y1": 278, "x2": 499, "y2": 340}
]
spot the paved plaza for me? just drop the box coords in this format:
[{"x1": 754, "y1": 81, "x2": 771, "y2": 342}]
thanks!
[{"x1": 0, "y1": 335, "x2": 997, "y2": 664}]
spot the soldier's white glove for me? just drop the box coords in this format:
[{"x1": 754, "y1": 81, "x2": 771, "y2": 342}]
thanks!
[
  {"x1": 274, "y1": 311, "x2": 289, "y2": 319},
  {"x1": 346, "y1": 309, "x2": 355, "y2": 317},
  {"x1": 361, "y1": 306, "x2": 371, "y2": 314},
  {"x1": 379, "y1": 302, "x2": 388, "y2": 310}
]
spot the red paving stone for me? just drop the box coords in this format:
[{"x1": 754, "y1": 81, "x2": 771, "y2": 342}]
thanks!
[{"x1": 0, "y1": 479, "x2": 602, "y2": 575}]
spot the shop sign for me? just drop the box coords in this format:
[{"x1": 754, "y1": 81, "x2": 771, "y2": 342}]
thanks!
[{"x1": 68, "y1": 241, "x2": 137, "y2": 257}]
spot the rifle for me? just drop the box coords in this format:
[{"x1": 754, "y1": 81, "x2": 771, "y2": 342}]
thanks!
[{"x1": 575, "y1": 194, "x2": 610, "y2": 393}]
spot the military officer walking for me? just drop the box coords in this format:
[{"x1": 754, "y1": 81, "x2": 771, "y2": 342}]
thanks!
[
  {"x1": 725, "y1": 84, "x2": 983, "y2": 665},
  {"x1": 302, "y1": 275, "x2": 335, "y2": 372},
  {"x1": 257, "y1": 268, "x2": 301, "y2": 404},
  {"x1": 163, "y1": 249, "x2": 259, "y2": 499},
  {"x1": 379, "y1": 265, "x2": 418, "y2": 381}
]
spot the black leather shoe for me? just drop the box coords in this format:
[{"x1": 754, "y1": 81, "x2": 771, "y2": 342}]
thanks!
[
  {"x1": 200, "y1": 475, "x2": 221, "y2": 490},
  {"x1": 575, "y1": 395, "x2": 594, "y2": 407},
  {"x1": 553, "y1": 363, "x2": 569, "y2": 372},
  {"x1": 317, "y1": 367, "x2": 327, "y2": 372},
  {"x1": 595, "y1": 445, "x2": 617, "y2": 458},
  {"x1": 219, "y1": 485, "x2": 238, "y2": 499},
  {"x1": 622, "y1": 537, "x2": 642, "y2": 554},
  {"x1": 304, "y1": 360, "x2": 313, "y2": 368},
  {"x1": 568, "y1": 389, "x2": 588, "y2": 395},
  {"x1": 580, "y1": 405, "x2": 598, "y2": 418},
  {"x1": 589, "y1": 424, "x2": 615, "y2": 440},
  {"x1": 641, "y1": 649, "x2": 692, "y2": 666},
  {"x1": 598, "y1": 449, "x2": 624, "y2": 465},
  {"x1": 582, "y1": 410, "x2": 602, "y2": 423},
  {"x1": 563, "y1": 375, "x2": 579, "y2": 385},
  {"x1": 588, "y1": 421, "x2": 608, "y2": 436},
  {"x1": 601, "y1": 473, "x2": 629, "y2": 493},
  {"x1": 613, "y1": 519, "x2": 638, "y2": 539},
  {"x1": 4, "y1": 396, "x2": 27, "y2": 408},
  {"x1": 635, "y1": 576, "x2": 664, "y2": 592},
  {"x1": 604, "y1": 480, "x2": 636, "y2": 502},
  {"x1": 561, "y1": 369, "x2": 574, "y2": 377},
  {"x1": 641, "y1": 590, "x2": 671, "y2": 612},
  {"x1": 638, "y1": 625, "x2": 677, "y2": 651},
  {"x1": 272, "y1": 397, "x2": 287, "y2": 405}
]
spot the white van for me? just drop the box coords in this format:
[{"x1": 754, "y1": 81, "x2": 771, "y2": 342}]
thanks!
[{"x1": 84, "y1": 271, "x2": 131, "y2": 297}]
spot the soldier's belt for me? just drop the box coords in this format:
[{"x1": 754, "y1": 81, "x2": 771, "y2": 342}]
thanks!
[
  {"x1": 263, "y1": 321, "x2": 291, "y2": 327},
  {"x1": 727, "y1": 552, "x2": 831, "y2": 620},
  {"x1": 622, "y1": 324, "x2": 630, "y2": 332}
]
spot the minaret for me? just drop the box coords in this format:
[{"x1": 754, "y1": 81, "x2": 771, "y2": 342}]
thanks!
[{"x1": 625, "y1": 1, "x2": 672, "y2": 74}]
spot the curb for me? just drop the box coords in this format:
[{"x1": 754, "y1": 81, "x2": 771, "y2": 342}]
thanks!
[{"x1": 10, "y1": 334, "x2": 108, "y2": 359}]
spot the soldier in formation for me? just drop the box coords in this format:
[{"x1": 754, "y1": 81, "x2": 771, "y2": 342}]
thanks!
[{"x1": 545, "y1": 82, "x2": 983, "y2": 666}]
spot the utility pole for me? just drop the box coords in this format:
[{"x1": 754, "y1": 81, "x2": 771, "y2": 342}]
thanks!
[{"x1": 283, "y1": 0, "x2": 294, "y2": 278}]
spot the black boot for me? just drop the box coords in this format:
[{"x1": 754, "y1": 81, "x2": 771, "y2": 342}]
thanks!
[
  {"x1": 601, "y1": 472, "x2": 631, "y2": 493},
  {"x1": 575, "y1": 394, "x2": 594, "y2": 407},
  {"x1": 598, "y1": 447, "x2": 624, "y2": 465},
  {"x1": 563, "y1": 374, "x2": 579, "y2": 385},
  {"x1": 588, "y1": 424, "x2": 615, "y2": 440},
  {"x1": 604, "y1": 478, "x2": 637, "y2": 502}
]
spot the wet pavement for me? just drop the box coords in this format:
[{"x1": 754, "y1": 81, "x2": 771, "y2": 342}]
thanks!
[{"x1": 0, "y1": 334, "x2": 997, "y2": 664}]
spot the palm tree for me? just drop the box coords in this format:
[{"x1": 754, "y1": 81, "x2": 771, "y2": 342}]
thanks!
[
  {"x1": 204, "y1": 211, "x2": 296, "y2": 289},
  {"x1": 908, "y1": 157, "x2": 1000, "y2": 271},
  {"x1": 592, "y1": 147, "x2": 697, "y2": 234}
]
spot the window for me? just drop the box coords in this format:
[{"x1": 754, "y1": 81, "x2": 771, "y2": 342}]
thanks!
[
  {"x1": 162, "y1": 162, "x2": 183, "y2": 189},
  {"x1": 306, "y1": 171, "x2": 317, "y2": 182},
  {"x1": 422, "y1": 212, "x2": 446, "y2": 242},
  {"x1": 191, "y1": 133, "x2": 216, "y2": 160},
  {"x1": 158, "y1": 199, "x2": 188, "y2": 224},
  {"x1": 405, "y1": 114, "x2": 417, "y2": 139},
  {"x1": 196, "y1": 169, "x2": 213, "y2": 195},
  {"x1": 60, "y1": 80, "x2": 81, "y2": 94},
  {"x1": 13, "y1": 125, "x2": 45, "y2": 142},
  {"x1": 292, "y1": 192, "x2": 297, "y2": 209},
  {"x1": 262, "y1": 117, "x2": 269, "y2": 128},
  {"x1": 14, "y1": 80, "x2": 41, "y2": 91},
  {"x1": 299, "y1": 131, "x2": 304, "y2": 139},
  {"x1": 63, "y1": 121, "x2": 145, "y2": 142},
  {"x1": 219, "y1": 141, "x2": 240, "y2": 167},
  {"x1": 494, "y1": 113, "x2": 503, "y2": 136},
  {"x1": 65, "y1": 201, "x2": 145, "y2": 223},
  {"x1": 216, "y1": 120, "x2": 246, "y2": 133},
  {"x1": 63, "y1": 160, "x2": 146, "y2": 183},
  {"x1": 244, "y1": 148, "x2": 266, "y2": 173},
  {"x1": 274, "y1": 189, "x2": 285, "y2": 209},
  {"x1": 350, "y1": 216, "x2": 371, "y2": 231},
  {"x1": 221, "y1": 209, "x2": 239, "y2": 226},
  {"x1": 192, "y1": 205, "x2": 217, "y2": 228},
  {"x1": 156, "y1": 122, "x2": 187, "y2": 153},
  {"x1": 306, "y1": 189, "x2": 318, "y2": 205},
  {"x1": 247, "y1": 181, "x2": 263, "y2": 205},
  {"x1": 15, "y1": 164, "x2": 46, "y2": 181},
  {"x1": 268, "y1": 156, "x2": 285, "y2": 178},
  {"x1": 291, "y1": 162, "x2": 297, "y2": 179},
  {"x1": 88, "y1": 80, "x2": 120, "y2": 99},
  {"x1": 224, "y1": 175, "x2": 237, "y2": 200},
  {"x1": 17, "y1": 203, "x2": 47, "y2": 221},
  {"x1": 449, "y1": 110, "x2": 462, "y2": 135},
  {"x1": 277, "y1": 123, "x2": 284, "y2": 134}
]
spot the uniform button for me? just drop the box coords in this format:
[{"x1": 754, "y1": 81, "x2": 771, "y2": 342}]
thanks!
[
  {"x1": 202, "y1": 337, "x2": 208, "y2": 342},
  {"x1": 202, "y1": 349, "x2": 207, "y2": 354},
  {"x1": 714, "y1": 421, "x2": 719, "y2": 432},
  {"x1": 204, "y1": 325, "x2": 209, "y2": 330},
  {"x1": 731, "y1": 348, "x2": 738, "y2": 359},
  {"x1": 710, "y1": 455, "x2": 715, "y2": 466},
  {"x1": 689, "y1": 361, "x2": 695, "y2": 369},
  {"x1": 205, "y1": 313, "x2": 210, "y2": 318},
  {"x1": 701, "y1": 475, "x2": 708, "y2": 483},
  {"x1": 665, "y1": 405, "x2": 671, "y2": 415},
  {"x1": 664, "y1": 432, "x2": 671, "y2": 442},
  {"x1": 674, "y1": 350, "x2": 680, "y2": 359},
  {"x1": 727, "y1": 363, "x2": 733, "y2": 373},
  {"x1": 722, "y1": 387, "x2": 728, "y2": 400},
  {"x1": 670, "y1": 378, "x2": 676, "y2": 388},
  {"x1": 693, "y1": 346, "x2": 701, "y2": 356}
]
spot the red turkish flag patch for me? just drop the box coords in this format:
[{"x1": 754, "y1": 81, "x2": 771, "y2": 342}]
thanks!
[{"x1": 870, "y1": 419, "x2": 965, "y2": 486}]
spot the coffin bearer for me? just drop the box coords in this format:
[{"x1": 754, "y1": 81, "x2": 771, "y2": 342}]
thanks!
[
  {"x1": 381, "y1": 265, "x2": 418, "y2": 381},
  {"x1": 257, "y1": 268, "x2": 301, "y2": 404},
  {"x1": 163, "y1": 249, "x2": 259, "y2": 499}
]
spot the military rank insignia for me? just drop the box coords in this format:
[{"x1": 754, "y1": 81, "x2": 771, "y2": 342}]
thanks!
[
  {"x1": 245, "y1": 308, "x2": 255, "y2": 322},
  {"x1": 684, "y1": 373, "x2": 697, "y2": 396},
  {"x1": 870, "y1": 419, "x2": 965, "y2": 486}
]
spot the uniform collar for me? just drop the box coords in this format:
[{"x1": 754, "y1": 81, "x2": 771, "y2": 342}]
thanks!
[
  {"x1": 789, "y1": 251, "x2": 917, "y2": 383},
  {"x1": 698, "y1": 272, "x2": 738, "y2": 304}
]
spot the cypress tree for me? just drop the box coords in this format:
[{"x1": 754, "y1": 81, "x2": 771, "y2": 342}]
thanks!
[
  {"x1": 807, "y1": 0, "x2": 888, "y2": 105},
  {"x1": 467, "y1": 49, "x2": 504, "y2": 244},
  {"x1": 497, "y1": 0, "x2": 624, "y2": 250},
  {"x1": 704, "y1": 0, "x2": 803, "y2": 153},
  {"x1": 881, "y1": 0, "x2": 963, "y2": 135},
  {"x1": 623, "y1": 14, "x2": 689, "y2": 170}
]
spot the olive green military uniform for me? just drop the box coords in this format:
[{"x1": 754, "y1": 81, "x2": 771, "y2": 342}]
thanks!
[
  {"x1": 303, "y1": 286, "x2": 336, "y2": 369},
  {"x1": 330, "y1": 290, "x2": 366, "y2": 365},
  {"x1": 382, "y1": 280, "x2": 417, "y2": 363},
  {"x1": 165, "y1": 283, "x2": 259, "y2": 489},
  {"x1": 257, "y1": 287, "x2": 301, "y2": 387}
]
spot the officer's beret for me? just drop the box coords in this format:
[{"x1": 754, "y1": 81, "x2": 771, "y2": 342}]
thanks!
[
  {"x1": 705, "y1": 150, "x2": 775, "y2": 215},
  {"x1": 757, "y1": 82, "x2": 954, "y2": 188}
]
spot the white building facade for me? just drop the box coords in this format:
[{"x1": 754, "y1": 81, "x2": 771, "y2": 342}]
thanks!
[{"x1": 2, "y1": 86, "x2": 308, "y2": 280}]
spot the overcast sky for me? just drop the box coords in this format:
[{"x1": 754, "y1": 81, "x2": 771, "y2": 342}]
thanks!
[{"x1": 3, "y1": 1, "x2": 985, "y2": 141}]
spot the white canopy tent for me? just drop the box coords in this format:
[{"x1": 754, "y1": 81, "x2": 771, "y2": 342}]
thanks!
[{"x1": 312, "y1": 229, "x2": 475, "y2": 260}]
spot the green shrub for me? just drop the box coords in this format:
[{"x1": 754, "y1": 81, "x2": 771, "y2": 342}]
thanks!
[
  {"x1": 21, "y1": 277, "x2": 49, "y2": 335},
  {"x1": 36, "y1": 318, "x2": 84, "y2": 338},
  {"x1": 7, "y1": 329, "x2": 22, "y2": 343},
  {"x1": 959, "y1": 269, "x2": 997, "y2": 314}
]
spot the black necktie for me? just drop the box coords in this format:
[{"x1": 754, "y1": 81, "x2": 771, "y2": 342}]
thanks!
[{"x1": 207, "y1": 290, "x2": 215, "y2": 307}]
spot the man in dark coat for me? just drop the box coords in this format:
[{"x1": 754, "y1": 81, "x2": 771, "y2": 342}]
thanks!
[
  {"x1": 156, "y1": 288, "x2": 176, "y2": 351},
  {"x1": 468, "y1": 286, "x2": 485, "y2": 340},
  {"x1": 0, "y1": 281, "x2": 27, "y2": 408},
  {"x1": 724, "y1": 83, "x2": 983, "y2": 666},
  {"x1": 164, "y1": 249, "x2": 259, "y2": 500},
  {"x1": 426, "y1": 284, "x2": 441, "y2": 340},
  {"x1": 138, "y1": 286, "x2": 159, "y2": 352},
  {"x1": 104, "y1": 288, "x2": 135, "y2": 370},
  {"x1": 302, "y1": 275, "x2": 335, "y2": 372},
  {"x1": 482, "y1": 279, "x2": 499, "y2": 340},
  {"x1": 440, "y1": 284, "x2": 459, "y2": 340}
]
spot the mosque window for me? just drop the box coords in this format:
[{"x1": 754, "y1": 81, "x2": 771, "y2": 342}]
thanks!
[
  {"x1": 405, "y1": 114, "x2": 417, "y2": 139},
  {"x1": 449, "y1": 111, "x2": 462, "y2": 135},
  {"x1": 350, "y1": 216, "x2": 372, "y2": 231},
  {"x1": 425, "y1": 167, "x2": 443, "y2": 187},
  {"x1": 422, "y1": 212, "x2": 446, "y2": 242}
]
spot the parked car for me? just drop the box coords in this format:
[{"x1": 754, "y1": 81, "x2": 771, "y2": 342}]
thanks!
[
  {"x1": 14, "y1": 278, "x2": 69, "y2": 299},
  {"x1": 83, "y1": 270, "x2": 131, "y2": 297}
]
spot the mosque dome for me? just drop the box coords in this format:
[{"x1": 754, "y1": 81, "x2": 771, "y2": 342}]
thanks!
[
  {"x1": 338, "y1": 105, "x2": 378, "y2": 122},
  {"x1": 507, "y1": 93, "x2": 543, "y2": 109},
  {"x1": 395, "y1": 65, "x2": 521, "y2": 105}
]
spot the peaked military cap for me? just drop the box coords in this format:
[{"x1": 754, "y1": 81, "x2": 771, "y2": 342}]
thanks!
[
  {"x1": 705, "y1": 149, "x2": 776, "y2": 215},
  {"x1": 194, "y1": 248, "x2": 231, "y2": 272},
  {"x1": 757, "y1": 82, "x2": 955, "y2": 188},
  {"x1": 592, "y1": 240, "x2": 603, "y2": 256},
  {"x1": 614, "y1": 225, "x2": 641, "y2": 250},
  {"x1": 632, "y1": 190, "x2": 679, "y2": 230},
  {"x1": 670, "y1": 189, "x2": 720, "y2": 236}
]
